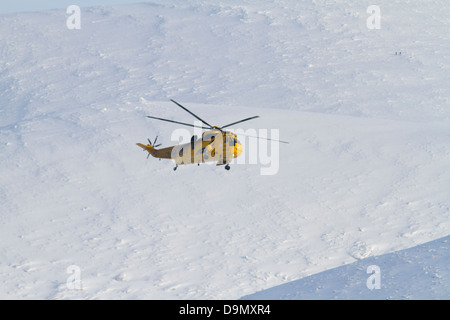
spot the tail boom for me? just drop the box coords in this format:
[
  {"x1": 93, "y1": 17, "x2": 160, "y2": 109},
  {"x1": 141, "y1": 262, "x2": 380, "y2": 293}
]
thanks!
[{"x1": 136, "y1": 143, "x2": 174, "y2": 159}]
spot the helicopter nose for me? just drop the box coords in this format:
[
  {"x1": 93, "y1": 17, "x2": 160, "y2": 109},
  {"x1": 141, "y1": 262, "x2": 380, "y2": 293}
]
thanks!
[{"x1": 235, "y1": 143, "x2": 243, "y2": 157}]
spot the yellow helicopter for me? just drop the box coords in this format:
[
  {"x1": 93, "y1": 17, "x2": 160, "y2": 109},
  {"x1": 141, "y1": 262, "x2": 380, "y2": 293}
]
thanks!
[{"x1": 137, "y1": 99, "x2": 287, "y2": 171}]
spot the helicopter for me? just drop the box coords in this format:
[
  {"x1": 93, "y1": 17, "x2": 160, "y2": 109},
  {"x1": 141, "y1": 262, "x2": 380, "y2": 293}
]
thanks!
[{"x1": 137, "y1": 99, "x2": 287, "y2": 171}]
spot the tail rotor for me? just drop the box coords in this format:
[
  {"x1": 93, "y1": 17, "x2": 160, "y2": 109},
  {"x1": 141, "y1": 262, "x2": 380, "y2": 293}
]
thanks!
[
  {"x1": 141, "y1": 136, "x2": 161, "y2": 159},
  {"x1": 148, "y1": 136, "x2": 162, "y2": 148}
]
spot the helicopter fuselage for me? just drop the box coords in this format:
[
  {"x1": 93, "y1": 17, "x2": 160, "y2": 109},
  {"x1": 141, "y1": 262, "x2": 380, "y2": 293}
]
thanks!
[{"x1": 137, "y1": 130, "x2": 242, "y2": 167}]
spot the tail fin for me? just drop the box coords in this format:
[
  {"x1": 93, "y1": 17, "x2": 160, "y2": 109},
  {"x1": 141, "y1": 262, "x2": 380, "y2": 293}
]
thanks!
[
  {"x1": 136, "y1": 142, "x2": 156, "y2": 158},
  {"x1": 136, "y1": 142, "x2": 155, "y2": 152}
]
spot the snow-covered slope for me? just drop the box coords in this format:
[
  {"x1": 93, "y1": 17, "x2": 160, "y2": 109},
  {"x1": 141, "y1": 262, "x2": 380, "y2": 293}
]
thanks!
[
  {"x1": 242, "y1": 235, "x2": 450, "y2": 300},
  {"x1": 0, "y1": 1, "x2": 449, "y2": 299}
]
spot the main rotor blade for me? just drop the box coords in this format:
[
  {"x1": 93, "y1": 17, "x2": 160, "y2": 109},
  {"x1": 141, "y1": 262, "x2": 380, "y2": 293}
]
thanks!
[
  {"x1": 220, "y1": 115, "x2": 260, "y2": 129},
  {"x1": 146, "y1": 115, "x2": 210, "y2": 130},
  {"x1": 170, "y1": 99, "x2": 214, "y2": 129},
  {"x1": 236, "y1": 132, "x2": 289, "y2": 144}
]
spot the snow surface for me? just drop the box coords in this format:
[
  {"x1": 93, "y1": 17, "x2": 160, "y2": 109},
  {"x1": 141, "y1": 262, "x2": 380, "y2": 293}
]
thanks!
[{"x1": 0, "y1": 0, "x2": 449, "y2": 299}]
